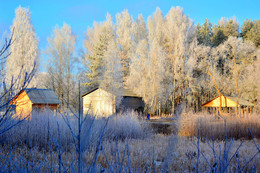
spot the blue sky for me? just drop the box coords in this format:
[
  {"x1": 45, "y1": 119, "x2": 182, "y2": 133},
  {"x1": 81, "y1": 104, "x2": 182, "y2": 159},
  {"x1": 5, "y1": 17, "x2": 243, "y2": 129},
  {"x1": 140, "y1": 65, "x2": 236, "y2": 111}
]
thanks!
[{"x1": 0, "y1": 0, "x2": 259, "y2": 63}]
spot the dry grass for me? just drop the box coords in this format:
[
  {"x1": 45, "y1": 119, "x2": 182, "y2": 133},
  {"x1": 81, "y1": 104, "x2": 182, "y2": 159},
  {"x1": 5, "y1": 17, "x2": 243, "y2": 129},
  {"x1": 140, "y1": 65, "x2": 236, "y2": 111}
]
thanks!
[
  {"x1": 1, "y1": 112, "x2": 259, "y2": 172},
  {"x1": 1, "y1": 134, "x2": 259, "y2": 172},
  {"x1": 178, "y1": 113, "x2": 260, "y2": 140}
]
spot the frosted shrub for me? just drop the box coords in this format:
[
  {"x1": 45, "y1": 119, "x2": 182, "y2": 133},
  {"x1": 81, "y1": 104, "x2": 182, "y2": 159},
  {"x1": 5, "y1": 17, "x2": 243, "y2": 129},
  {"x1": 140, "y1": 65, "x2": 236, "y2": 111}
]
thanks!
[
  {"x1": 6, "y1": 109, "x2": 75, "y2": 148},
  {"x1": 84, "y1": 111, "x2": 150, "y2": 144},
  {"x1": 104, "y1": 111, "x2": 148, "y2": 140}
]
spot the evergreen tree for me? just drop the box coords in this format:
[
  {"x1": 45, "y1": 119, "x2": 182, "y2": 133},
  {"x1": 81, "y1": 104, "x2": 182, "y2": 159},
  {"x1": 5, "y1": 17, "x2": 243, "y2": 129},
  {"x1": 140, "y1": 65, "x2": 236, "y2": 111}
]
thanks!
[
  {"x1": 241, "y1": 19, "x2": 253, "y2": 39},
  {"x1": 223, "y1": 18, "x2": 239, "y2": 37},
  {"x1": 212, "y1": 17, "x2": 239, "y2": 47},
  {"x1": 84, "y1": 14, "x2": 114, "y2": 87},
  {"x1": 245, "y1": 20, "x2": 260, "y2": 47},
  {"x1": 196, "y1": 19, "x2": 213, "y2": 46}
]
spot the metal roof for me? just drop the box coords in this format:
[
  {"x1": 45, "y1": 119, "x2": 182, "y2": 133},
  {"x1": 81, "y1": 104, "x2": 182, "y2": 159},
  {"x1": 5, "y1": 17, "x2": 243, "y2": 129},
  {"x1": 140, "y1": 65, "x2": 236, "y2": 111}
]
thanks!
[
  {"x1": 224, "y1": 95, "x2": 254, "y2": 106},
  {"x1": 24, "y1": 88, "x2": 61, "y2": 104}
]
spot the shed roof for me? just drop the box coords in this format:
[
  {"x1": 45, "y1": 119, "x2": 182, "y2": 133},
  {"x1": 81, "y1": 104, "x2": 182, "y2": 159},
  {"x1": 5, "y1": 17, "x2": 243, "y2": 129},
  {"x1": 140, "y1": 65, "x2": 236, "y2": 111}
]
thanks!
[
  {"x1": 82, "y1": 87, "x2": 140, "y2": 98},
  {"x1": 202, "y1": 95, "x2": 254, "y2": 107},
  {"x1": 24, "y1": 88, "x2": 60, "y2": 104},
  {"x1": 224, "y1": 95, "x2": 254, "y2": 106}
]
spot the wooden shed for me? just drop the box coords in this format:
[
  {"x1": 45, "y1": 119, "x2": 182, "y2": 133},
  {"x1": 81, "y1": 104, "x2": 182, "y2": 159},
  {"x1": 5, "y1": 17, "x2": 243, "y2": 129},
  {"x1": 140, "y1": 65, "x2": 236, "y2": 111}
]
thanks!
[
  {"x1": 82, "y1": 87, "x2": 144, "y2": 117},
  {"x1": 10, "y1": 88, "x2": 60, "y2": 119},
  {"x1": 202, "y1": 95, "x2": 254, "y2": 116}
]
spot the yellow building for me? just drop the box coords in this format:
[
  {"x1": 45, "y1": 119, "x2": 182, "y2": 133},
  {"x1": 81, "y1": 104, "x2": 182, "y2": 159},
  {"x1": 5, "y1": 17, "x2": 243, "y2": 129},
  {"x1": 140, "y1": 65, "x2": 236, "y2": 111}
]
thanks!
[
  {"x1": 202, "y1": 95, "x2": 254, "y2": 116},
  {"x1": 10, "y1": 88, "x2": 60, "y2": 119}
]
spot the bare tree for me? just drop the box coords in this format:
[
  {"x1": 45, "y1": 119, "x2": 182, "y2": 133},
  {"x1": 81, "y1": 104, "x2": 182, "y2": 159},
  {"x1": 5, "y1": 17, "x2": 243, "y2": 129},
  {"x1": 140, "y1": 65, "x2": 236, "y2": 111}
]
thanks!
[{"x1": 45, "y1": 23, "x2": 77, "y2": 108}]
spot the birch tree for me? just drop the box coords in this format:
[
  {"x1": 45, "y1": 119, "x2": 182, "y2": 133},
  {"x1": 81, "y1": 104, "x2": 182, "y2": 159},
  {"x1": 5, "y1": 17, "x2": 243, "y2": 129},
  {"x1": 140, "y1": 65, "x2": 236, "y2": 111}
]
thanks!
[
  {"x1": 133, "y1": 14, "x2": 148, "y2": 43},
  {"x1": 163, "y1": 6, "x2": 194, "y2": 114},
  {"x1": 6, "y1": 6, "x2": 39, "y2": 90},
  {"x1": 147, "y1": 8, "x2": 165, "y2": 46},
  {"x1": 45, "y1": 23, "x2": 77, "y2": 107},
  {"x1": 127, "y1": 37, "x2": 172, "y2": 114},
  {"x1": 116, "y1": 10, "x2": 135, "y2": 81},
  {"x1": 101, "y1": 39, "x2": 123, "y2": 104}
]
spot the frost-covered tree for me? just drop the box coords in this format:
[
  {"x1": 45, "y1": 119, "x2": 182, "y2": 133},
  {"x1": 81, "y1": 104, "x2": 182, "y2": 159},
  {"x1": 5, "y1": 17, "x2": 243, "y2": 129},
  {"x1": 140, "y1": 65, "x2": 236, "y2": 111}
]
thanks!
[
  {"x1": 244, "y1": 20, "x2": 260, "y2": 47},
  {"x1": 116, "y1": 10, "x2": 135, "y2": 81},
  {"x1": 241, "y1": 19, "x2": 253, "y2": 40},
  {"x1": 133, "y1": 14, "x2": 148, "y2": 43},
  {"x1": 84, "y1": 14, "x2": 114, "y2": 88},
  {"x1": 212, "y1": 17, "x2": 239, "y2": 47},
  {"x1": 190, "y1": 36, "x2": 258, "y2": 115},
  {"x1": 217, "y1": 37, "x2": 256, "y2": 115},
  {"x1": 163, "y1": 6, "x2": 194, "y2": 114},
  {"x1": 0, "y1": 32, "x2": 10, "y2": 100},
  {"x1": 6, "y1": 6, "x2": 39, "y2": 90},
  {"x1": 101, "y1": 39, "x2": 123, "y2": 101},
  {"x1": 189, "y1": 40, "x2": 226, "y2": 116},
  {"x1": 196, "y1": 19, "x2": 213, "y2": 46},
  {"x1": 223, "y1": 18, "x2": 239, "y2": 38},
  {"x1": 127, "y1": 37, "x2": 172, "y2": 114},
  {"x1": 147, "y1": 7, "x2": 166, "y2": 48},
  {"x1": 45, "y1": 23, "x2": 77, "y2": 107},
  {"x1": 242, "y1": 49, "x2": 260, "y2": 111}
]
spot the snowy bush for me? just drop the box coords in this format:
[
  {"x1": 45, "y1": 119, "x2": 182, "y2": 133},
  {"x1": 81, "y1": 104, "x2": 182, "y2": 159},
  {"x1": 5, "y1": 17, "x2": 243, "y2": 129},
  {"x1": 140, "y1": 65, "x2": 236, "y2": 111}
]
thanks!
[
  {"x1": 104, "y1": 111, "x2": 150, "y2": 140},
  {"x1": 6, "y1": 109, "x2": 75, "y2": 148}
]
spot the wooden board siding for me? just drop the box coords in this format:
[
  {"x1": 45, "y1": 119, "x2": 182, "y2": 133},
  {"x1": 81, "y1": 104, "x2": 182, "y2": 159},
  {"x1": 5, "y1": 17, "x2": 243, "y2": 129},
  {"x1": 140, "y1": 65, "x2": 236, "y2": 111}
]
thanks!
[
  {"x1": 13, "y1": 90, "x2": 33, "y2": 119},
  {"x1": 32, "y1": 104, "x2": 58, "y2": 112},
  {"x1": 120, "y1": 97, "x2": 144, "y2": 111},
  {"x1": 83, "y1": 88, "x2": 116, "y2": 117},
  {"x1": 10, "y1": 89, "x2": 60, "y2": 119}
]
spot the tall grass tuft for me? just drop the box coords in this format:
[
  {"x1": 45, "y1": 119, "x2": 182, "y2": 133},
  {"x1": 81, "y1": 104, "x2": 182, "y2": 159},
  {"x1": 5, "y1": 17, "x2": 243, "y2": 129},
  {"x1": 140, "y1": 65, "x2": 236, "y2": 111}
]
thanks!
[{"x1": 179, "y1": 113, "x2": 260, "y2": 140}]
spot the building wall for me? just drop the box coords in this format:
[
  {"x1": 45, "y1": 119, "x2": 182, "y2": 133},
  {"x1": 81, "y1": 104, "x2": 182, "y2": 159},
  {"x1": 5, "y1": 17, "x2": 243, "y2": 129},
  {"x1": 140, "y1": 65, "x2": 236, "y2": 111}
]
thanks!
[
  {"x1": 83, "y1": 88, "x2": 116, "y2": 117},
  {"x1": 32, "y1": 104, "x2": 58, "y2": 113},
  {"x1": 12, "y1": 91, "x2": 59, "y2": 119},
  {"x1": 14, "y1": 91, "x2": 33, "y2": 119},
  {"x1": 119, "y1": 96, "x2": 144, "y2": 112},
  {"x1": 203, "y1": 95, "x2": 238, "y2": 107}
]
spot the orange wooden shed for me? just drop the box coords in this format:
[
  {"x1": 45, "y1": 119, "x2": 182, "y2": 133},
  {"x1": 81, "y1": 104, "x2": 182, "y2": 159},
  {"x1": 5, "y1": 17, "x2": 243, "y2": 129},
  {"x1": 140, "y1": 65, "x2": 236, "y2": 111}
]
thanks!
[
  {"x1": 202, "y1": 95, "x2": 254, "y2": 107},
  {"x1": 10, "y1": 88, "x2": 60, "y2": 119},
  {"x1": 202, "y1": 95, "x2": 254, "y2": 116}
]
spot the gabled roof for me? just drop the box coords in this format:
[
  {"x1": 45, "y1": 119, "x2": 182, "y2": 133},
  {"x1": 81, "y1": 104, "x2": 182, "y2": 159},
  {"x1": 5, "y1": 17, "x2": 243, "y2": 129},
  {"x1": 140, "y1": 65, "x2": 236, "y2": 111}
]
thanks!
[
  {"x1": 81, "y1": 87, "x2": 140, "y2": 98},
  {"x1": 202, "y1": 94, "x2": 254, "y2": 107},
  {"x1": 24, "y1": 88, "x2": 61, "y2": 104},
  {"x1": 223, "y1": 95, "x2": 254, "y2": 106},
  {"x1": 11, "y1": 88, "x2": 61, "y2": 105}
]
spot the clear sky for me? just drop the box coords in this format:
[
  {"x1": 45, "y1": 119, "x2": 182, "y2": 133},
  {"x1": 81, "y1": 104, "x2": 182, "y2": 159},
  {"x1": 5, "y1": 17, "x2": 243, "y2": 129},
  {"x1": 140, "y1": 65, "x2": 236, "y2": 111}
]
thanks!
[{"x1": 0, "y1": 0, "x2": 259, "y2": 58}]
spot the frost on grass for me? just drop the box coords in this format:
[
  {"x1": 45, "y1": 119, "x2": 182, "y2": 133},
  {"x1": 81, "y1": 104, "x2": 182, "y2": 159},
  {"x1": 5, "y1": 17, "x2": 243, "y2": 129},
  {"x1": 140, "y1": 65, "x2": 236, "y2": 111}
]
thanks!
[{"x1": 0, "y1": 111, "x2": 259, "y2": 172}]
